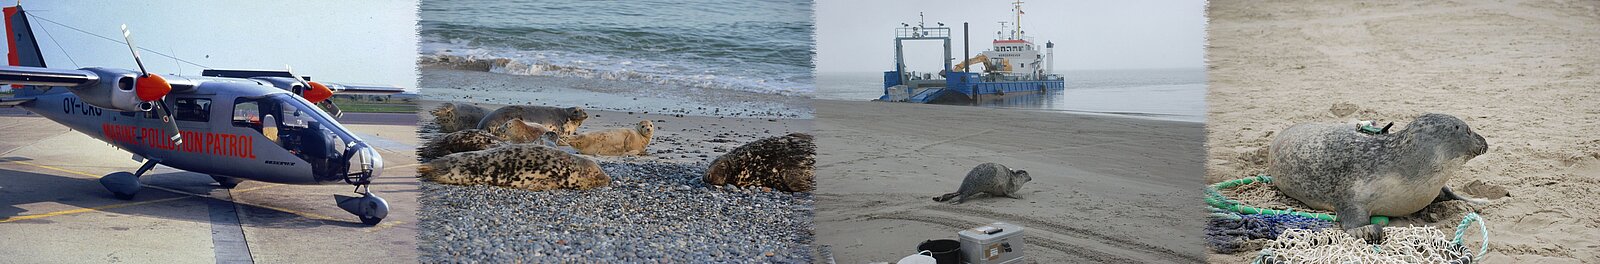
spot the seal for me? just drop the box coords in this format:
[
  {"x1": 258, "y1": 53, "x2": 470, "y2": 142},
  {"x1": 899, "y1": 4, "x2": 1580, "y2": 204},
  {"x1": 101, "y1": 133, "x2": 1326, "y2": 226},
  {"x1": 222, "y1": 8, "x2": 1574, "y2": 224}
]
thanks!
[
  {"x1": 477, "y1": 105, "x2": 588, "y2": 139},
  {"x1": 932, "y1": 162, "x2": 1031, "y2": 204},
  {"x1": 1268, "y1": 113, "x2": 1488, "y2": 243},
  {"x1": 417, "y1": 144, "x2": 611, "y2": 191},
  {"x1": 486, "y1": 117, "x2": 560, "y2": 147},
  {"x1": 417, "y1": 129, "x2": 504, "y2": 161},
  {"x1": 568, "y1": 120, "x2": 655, "y2": 156},
  {"x1": 429, "y1": 102, "x2": 489, "y2": 133},
  {"x1": 704, "y1": 133, "x2": 815, "y2": 192}
]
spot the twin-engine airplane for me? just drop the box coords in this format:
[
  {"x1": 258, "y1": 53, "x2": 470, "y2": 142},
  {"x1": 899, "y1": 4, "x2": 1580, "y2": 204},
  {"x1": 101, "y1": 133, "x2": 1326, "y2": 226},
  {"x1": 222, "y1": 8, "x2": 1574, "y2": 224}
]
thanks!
[{"x1": 0, "y1": 5, "x2": 401, "y2": 224}]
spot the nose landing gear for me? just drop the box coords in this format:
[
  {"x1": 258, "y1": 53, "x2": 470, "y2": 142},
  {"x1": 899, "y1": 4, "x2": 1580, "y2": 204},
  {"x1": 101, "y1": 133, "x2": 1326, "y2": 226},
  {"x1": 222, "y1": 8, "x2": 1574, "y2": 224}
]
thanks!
[{"x1": 336, "y1": 184, "x2": 389, "y2": 226}]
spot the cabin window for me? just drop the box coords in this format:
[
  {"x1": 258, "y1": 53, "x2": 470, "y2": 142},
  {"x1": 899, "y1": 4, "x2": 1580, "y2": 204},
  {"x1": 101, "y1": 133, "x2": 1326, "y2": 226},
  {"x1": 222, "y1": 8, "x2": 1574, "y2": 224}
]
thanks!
[
  {"x1": 173, "y1": 98, "x2": 211, "y2": 122},
  {"x1": 233, "y1": 99, "x2": 261, "y2": 128}
]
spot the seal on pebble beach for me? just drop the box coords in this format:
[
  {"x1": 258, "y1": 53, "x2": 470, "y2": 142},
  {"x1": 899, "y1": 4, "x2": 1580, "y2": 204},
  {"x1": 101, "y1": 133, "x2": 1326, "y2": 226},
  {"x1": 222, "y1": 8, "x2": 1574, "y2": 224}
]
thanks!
[
  {"x1": 429, "y1": 102, "x2": 489, "y2": 133},
  {"x1": 418, "y1": 144, "x2": 611, "y2": 191},
  {"x1": 417, "y1": 129, "x2": 504, "y2": 161},
  {"x1": 1268, "y1": 113, "x2": 1488, "y2": 243},
  {"x1": 932, "y1": 162, "x2": 1031, "y2": 204},
  {"x1": 487, "y1": 117, "x2": 560, "y2": 147},
  {"x1": 477, "y1": 105, "x2": 588, "y2": 139},
  {"x1": 568, "y1": 120, "x2": 655, "y2": 156},
  {"x1": 704, "y1": 133, "x2": 815, "y2": 192}
]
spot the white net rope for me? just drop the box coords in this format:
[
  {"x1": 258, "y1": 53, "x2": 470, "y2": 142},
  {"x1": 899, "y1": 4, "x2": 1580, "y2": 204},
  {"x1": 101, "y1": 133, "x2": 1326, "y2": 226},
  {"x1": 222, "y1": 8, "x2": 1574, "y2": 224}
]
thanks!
[{"x1": 1256, "y1": 227, "x2": 1474, "y2": 264}]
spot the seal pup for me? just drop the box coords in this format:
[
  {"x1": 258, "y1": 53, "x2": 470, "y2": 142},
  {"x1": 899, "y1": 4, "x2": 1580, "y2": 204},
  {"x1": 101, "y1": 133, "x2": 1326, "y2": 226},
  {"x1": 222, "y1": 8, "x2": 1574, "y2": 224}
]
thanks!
[
  {"x1": 568, "y1": 120, "x2": 655, "y2": 156},
  {"x1": 487, "y1": 117, "x2": 560, "y2": 147},
  {"x1": 417, "y1": 129, "x2": 504, "y2": 161},
  {"x1": 429, "y1": 102, "x2": 488, "y2": 133},
  {"x1": 477, "y1": 105, "x2": 588, "y2": 139},
  {"x1": 417, "y1": 144, "x2": 610, "y2": 191},
  {"x1": 704, "y1": 133, "x2": 815, "y2": 192},
  {"x1": 1269, "y1": 113, "x2": 1488, "y2": 243},
  {"x1": 932, "y1": 162, "x2": 1031, "y2": 204}
]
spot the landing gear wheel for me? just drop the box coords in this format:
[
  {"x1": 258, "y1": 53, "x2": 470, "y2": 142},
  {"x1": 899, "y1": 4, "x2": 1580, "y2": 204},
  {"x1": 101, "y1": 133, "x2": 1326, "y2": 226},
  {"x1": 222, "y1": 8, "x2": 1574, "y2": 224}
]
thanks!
[
  {"x1": 211, "y1": 176, "x2": 243, "y2": 189},
  {"x1": 336, "y1": 191, "x2": 390, "y2": 226},
  {"x1": 99, "y1": 172, "x2": 142, "y2": 200}
]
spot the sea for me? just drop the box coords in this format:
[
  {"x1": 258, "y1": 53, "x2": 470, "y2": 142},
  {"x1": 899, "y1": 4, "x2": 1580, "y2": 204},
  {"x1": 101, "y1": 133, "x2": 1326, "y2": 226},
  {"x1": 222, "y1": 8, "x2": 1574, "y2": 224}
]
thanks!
[
  {"x1": 816, "y1": 68, "x2": 1208, "y2": 122},
  {"x1": 419, "y1": 0, "x2": 814, "y2": 96}
]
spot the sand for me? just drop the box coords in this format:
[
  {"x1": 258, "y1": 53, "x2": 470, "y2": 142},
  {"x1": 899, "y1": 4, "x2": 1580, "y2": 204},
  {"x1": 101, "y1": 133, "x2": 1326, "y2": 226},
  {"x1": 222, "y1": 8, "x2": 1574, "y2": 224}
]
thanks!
[
  {"x1": 1206, "y1": 0, "x2": 1600, "y2": 262},
  {"x1": 812, "y1": 100, "x2": 1207, "y2": 263}
]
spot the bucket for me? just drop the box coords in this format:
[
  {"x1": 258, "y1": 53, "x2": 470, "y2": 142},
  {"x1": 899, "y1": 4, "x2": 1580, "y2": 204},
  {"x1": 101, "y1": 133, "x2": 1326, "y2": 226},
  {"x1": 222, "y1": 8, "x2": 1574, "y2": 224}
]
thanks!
[{"x1": 916, "y1": 239, "x2": 962, "y2": 264}]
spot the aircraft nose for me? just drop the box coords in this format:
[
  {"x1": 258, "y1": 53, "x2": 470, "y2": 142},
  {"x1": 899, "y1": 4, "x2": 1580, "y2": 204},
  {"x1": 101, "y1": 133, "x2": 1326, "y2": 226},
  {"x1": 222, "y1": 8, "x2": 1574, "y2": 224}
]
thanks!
[{"x1": 366, "y1": 144, "x2": 385, "y2": 179}]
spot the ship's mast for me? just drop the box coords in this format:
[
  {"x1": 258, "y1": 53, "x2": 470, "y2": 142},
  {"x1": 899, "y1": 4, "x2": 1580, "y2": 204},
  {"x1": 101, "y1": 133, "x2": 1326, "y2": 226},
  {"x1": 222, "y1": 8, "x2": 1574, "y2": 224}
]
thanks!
[{"x1": 1012, "y1": 0, "x2": 1023, "y2": 40}]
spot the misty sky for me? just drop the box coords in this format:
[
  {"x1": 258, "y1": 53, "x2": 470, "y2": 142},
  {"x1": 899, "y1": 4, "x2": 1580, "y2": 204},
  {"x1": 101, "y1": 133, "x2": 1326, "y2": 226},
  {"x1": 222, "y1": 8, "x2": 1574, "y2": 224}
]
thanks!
[
  {"x1": 816, "y1": 0, "x2": 1206, "y2": 73},
  {"x1": 5, "y1": 1, "x2": 418, "y2": 90}
]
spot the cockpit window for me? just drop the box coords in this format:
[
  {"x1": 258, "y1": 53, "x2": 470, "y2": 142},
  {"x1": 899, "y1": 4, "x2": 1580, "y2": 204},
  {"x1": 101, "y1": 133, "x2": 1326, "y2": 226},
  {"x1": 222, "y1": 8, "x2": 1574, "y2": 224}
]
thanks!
[
  {"x1": 233, "y1": 100, "x2": 261, "y2": 128},
  {"x1": 173, "y1": 98, "x2": 211, "y2": 122}
]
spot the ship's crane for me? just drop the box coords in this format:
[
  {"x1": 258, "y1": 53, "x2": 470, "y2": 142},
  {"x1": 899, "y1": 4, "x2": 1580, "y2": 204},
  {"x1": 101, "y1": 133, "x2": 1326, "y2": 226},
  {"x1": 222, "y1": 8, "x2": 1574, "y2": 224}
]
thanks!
[{"x1": 951, "y1": 54, "x2": 1011, "y2": 73}]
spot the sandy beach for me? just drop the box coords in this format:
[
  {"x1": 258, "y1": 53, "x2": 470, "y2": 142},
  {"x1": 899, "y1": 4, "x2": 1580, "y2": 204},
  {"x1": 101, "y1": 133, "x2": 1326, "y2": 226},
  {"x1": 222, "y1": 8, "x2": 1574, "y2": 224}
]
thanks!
[
  {"x1": 1206, "y1": 0, "x2": 1600, "y2": 262},
  {"x1": 413, "y1": 64, "x2": 816, "y2": 262},
  {"x1": 812, "y1": 100, "x2": 1207, "y2": 263}
]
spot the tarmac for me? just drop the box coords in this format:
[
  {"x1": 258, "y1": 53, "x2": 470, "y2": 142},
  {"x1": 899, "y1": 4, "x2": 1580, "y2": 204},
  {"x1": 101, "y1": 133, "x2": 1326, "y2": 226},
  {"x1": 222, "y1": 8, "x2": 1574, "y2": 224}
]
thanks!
[{"x1": 0, "y1": 110, "x2": 421, "y2": 264}]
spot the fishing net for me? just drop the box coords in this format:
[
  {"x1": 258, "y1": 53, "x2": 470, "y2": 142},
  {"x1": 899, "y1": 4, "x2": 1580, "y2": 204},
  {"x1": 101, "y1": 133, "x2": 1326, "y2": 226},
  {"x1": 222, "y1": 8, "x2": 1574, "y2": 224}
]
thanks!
[
  {"x1": 1206, "y1": 213, "x2": 1332, "y2": 254},
  {"x1": 1206, "y1": 176, "x2": 1491, "y2": 263},
  {"x1": 1255, "y1": 226, "x2": 1475, "y2": 264}
]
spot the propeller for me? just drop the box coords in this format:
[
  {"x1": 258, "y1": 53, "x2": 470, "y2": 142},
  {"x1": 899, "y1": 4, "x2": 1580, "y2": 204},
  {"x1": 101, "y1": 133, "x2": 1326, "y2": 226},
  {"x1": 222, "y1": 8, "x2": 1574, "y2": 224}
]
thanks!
[
  {"x1": 284, "y1": 65, "x2": 343, "y2": 118},
  {"x1": 122, "y1": 25, "x2": 181, "y2": 146}
]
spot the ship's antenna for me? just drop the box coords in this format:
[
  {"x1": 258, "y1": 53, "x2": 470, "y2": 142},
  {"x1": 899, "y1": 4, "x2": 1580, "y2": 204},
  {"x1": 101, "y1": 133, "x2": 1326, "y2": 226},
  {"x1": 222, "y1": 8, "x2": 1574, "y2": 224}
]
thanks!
[{"x1": 918, "y1": 12, "x2": 925, "y2": 28}]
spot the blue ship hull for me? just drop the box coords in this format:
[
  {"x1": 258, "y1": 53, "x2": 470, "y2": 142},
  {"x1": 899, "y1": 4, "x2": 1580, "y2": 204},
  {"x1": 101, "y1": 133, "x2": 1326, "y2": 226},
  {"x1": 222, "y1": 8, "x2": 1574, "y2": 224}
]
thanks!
[{"x1": 880, "y1": 71, "x2": 1064, "y2": 104}]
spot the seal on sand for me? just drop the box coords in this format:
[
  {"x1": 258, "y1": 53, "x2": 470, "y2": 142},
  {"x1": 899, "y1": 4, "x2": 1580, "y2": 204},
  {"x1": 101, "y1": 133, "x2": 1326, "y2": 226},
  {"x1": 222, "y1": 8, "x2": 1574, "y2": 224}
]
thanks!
[
  {"x1": 417, "y1": 144, "x2": 611, "y2": 191},
  {"x1": 568, "y1": 120, "x2": 655, "y2": 156},
  {"x1": 704, "y1": 133, "x2": 815, "y2": 192},
  {"x1": 487, "y1": 117, "x2": 559, "y2": 147},
  {"x1": 429, "y1": 103, "x2": 489, "y2": 133},
  {"x1": 477, "y1": 105, "x2": 588, "y2": 139},
  {"x1": 1268, "y1": 113, "x2": 1488, "y2": 243},
  {"x1": 932, "y1": 162, "x2": 1031, "y2": 204},
  {"x1": 418, "y1": 129, "x2": 504, "y2": 161}
]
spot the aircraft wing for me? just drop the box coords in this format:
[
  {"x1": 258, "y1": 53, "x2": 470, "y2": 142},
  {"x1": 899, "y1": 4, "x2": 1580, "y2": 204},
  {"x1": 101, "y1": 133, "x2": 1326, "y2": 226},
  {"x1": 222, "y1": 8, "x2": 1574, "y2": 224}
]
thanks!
[
  {"x1": 0, "y1": 66, "x2": 97, "y2": 87},
  {"x1": 0, "y1": 97, "x2": 34, "y2": 107},
  {"x1": 326, "y1": 83, "x2": 405, "y2": 95}
]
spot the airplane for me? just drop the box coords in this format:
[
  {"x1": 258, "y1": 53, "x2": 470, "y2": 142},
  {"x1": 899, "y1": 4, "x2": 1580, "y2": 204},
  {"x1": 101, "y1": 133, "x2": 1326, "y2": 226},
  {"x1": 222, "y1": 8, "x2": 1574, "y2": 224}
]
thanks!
[{"x1": 0, "y1": 5, "x2": 403, "y2": 225}]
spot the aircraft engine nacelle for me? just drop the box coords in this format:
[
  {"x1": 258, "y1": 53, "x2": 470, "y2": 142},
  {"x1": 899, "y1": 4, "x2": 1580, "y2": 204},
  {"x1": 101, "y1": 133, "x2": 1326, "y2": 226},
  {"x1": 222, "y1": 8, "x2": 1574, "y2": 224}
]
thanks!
[{"x1": 67, "y1": 67, "x2": 178, "y2": 112}]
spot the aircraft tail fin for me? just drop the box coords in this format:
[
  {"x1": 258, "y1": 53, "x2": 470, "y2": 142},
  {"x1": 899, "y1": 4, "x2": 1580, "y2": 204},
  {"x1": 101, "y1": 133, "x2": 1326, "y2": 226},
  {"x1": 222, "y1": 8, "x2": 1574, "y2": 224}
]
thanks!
[{"x1": 4, "y1": 5, "x2": 50, "y2": 97}]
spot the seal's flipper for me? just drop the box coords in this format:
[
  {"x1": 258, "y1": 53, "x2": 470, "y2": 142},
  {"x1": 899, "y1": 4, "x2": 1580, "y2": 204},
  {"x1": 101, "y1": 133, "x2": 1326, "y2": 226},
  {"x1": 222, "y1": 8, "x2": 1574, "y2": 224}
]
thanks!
[
  {"x1": 1433, "y1": 186, "x2": 1489, "y2": 205},
  {"x1": 933, "y1": 192, "x2": 960, "y2": 202},
  {"x1": 1337, "y1": 206, "x2": 1383, "y2": 244}
]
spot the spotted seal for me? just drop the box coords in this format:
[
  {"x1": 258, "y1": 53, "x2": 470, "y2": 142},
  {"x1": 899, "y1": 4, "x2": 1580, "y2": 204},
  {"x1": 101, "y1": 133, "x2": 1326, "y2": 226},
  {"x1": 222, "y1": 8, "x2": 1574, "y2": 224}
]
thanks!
[
  {"x1": 568, "y1": 120, "x2": 654, "y2": 156},
  {"x1": 704, "y1": 133, "x2": 815, "y2": 192},
  {"x1": 1269, "y1": 113, "x2": 1488, "y2": 243},
  {"x1": 417, "y1": 129, "x2": 504, "y2": 161},
  {"x1": 486, "y1": 117, "x2": 560, "y2": 147},
  {"x1": 477, "y1": 105, "x2": 588, "y2": 140},
  {"x1": 429, "y1": 102, "x2": 489, "y2": 133},
  {"x1": 417, "y1": 144, "x2": 610, "y2": 191},
  {"x1": 932, "y1": 162, "x2": 1031, "y2": 204}
]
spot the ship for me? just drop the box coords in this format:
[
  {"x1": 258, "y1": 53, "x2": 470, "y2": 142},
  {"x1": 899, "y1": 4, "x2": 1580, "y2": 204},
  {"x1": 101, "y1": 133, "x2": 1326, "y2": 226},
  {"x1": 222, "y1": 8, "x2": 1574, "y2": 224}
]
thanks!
[{"x1": 880, "y1": 0, "x2": 1064, "y2": 104}]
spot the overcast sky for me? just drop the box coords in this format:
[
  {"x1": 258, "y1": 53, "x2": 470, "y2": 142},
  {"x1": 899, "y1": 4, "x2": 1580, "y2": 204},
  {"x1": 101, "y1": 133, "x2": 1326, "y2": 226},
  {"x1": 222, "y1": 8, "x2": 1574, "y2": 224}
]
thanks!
[
  {"x1": 816, "y1": 0, "x2": 1206, "y2": 73},
  {"x1": 6, "y1": 0, "x2": 418, "y2": 90}
]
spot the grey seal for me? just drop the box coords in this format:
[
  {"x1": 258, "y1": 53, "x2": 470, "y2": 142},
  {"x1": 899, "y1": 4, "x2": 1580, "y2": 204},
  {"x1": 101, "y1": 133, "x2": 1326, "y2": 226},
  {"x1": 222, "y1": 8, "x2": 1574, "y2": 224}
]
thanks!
[
  {"x1": 1269, "y1": 113, "x2": 1488, "y2": 243},
  {"x1": 476, "y1": 105, "x2": 588, "y2": 140},
  {"x1": 429, "y1": 102, "x2": 489, "y2": 133},
  {"x1": 704, "y1": 133, "x2": 815, "y2": 192},
  {"x1": 417, "y1": 129, "x2": 504, "y2": 161},
  {"x1": 932, "y1": 162, "x2": 1031, "y2": 204},
  {"x1": 418, "y1": 144, "x2": 610, "y2": 191}
]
